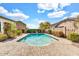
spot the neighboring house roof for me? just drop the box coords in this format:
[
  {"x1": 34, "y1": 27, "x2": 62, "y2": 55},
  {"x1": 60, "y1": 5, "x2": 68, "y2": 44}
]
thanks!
[
  {"x1": 0, "y1": 16, "x2": 16, "y2": 22},
  {"x1": 53, "y1": 18, "x2": 75, "y2": 28},
  {"x1": 0, "y1": 16, "x2": 26, "y2": 26},
  {"x1": 16, "y1": 21, "x2": 26, "y2": 26}
]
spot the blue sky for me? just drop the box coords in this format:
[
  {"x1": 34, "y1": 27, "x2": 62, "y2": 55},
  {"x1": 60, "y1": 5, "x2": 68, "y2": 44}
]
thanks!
[{"x1": 0, "y1": 3, "x2": 79, "y2": 29}]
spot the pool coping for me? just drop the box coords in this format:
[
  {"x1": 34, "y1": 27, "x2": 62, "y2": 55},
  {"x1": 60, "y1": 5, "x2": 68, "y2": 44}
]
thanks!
[
  {"x1": 4, "y1": 33, "x2": 73, "y2": 46},
  {"x1": 12, "y1": 33, "x2": 60, "y2": 42}
]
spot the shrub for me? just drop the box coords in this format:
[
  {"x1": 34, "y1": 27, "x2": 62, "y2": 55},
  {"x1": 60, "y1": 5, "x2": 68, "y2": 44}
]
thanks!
[
  {"x1": 48, "y1": 30, "x2": 52, "y2": 34},
  {"x1": 16, "y1": 30, "x2": 22, "y2": 35},
  {"x1": 52, "y1": 30, "x2": 64, "y2": 37},
  {"x1": 0, "y1": 34, "x2": 8, "y2": 41},
  {"x1": 27, "y1": 29, "x2": 38, "y2": 33},
  {"x1": 67, "y1": 32, "x2": 79, "y2": 42},
  {"x1": 6, "y1": 30, "x2": 17, "y2": 38}
]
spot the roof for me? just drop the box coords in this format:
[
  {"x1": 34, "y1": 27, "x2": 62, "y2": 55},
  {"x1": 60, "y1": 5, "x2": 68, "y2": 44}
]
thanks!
[
  {"x1": 0, "y1": 16, "x2": 26, "y2": 25},
  {"x1": 0, "y1": 16, "x2": 16, "y2": 22},
  {"x1": 16, "y1": 21, "x2": 26, "y2": 26},
  {"x1": 53, "y1": 18, "x2": 76, "y2": 27}
]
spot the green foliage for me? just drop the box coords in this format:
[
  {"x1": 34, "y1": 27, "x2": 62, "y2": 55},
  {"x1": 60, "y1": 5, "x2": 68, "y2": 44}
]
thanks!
[
  {"x1": 27, "y1": 29, "x2": 38, "y2": 33},
  {"x1": 4, "y1": 22, "x2": 17, "y2": 34},
  {"x1": 16, "y1": 30, "x2": 22, "y2": 35},
  {"x1": 4, "y1": 22, "x2": 18, "y2": 38},
  {"x1": 67, "y1": 32, "x2": 79, "y2": 42},
  {"x1": 48, "y1": 30, "x2": 52, "y2": 34},
  {"x1": 0, "y1": 34, "x2": 8, "y2": 41},
  {"x1": 6, "y1": 30, "x2": 17, "y2": 38},
  {"x1": 27, "y1": 29, "x2": 42, "y2": 33},
  {"x1": 52, "y1": 30, "x2": 64, "y2": 37},
  {"x1": 39, "y1": 22, "x2": 51, "y2": 30}
]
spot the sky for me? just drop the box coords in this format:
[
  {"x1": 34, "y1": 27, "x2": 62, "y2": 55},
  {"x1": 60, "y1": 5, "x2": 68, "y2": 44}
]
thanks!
[{"x1": 0, "y1": 3, "x2": 79, "y2": 29}]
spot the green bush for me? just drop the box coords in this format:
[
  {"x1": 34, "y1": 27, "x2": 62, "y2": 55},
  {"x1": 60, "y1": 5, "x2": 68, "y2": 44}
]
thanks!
[
  {"x1": 7, "y1": 30, "x2": 17, "y2": 38},
  {"x1": 48, "y1": 30, "x2": 52, "y2": 34},
  {"x1": 67, "y1": 32, "x2": 79, "y2": 42},
  {"x1": 27, "y1": 29, "x2": 38, "y2": 33},
  {"x1": 0, "y1": 34, "x2": 8, "y2": 41},
  {"x1": 16, "y1": 30, "x2": 22, "y2": 35},
  {"x1": 52, "y1": 30, "x2": 64, "y2": 37}
]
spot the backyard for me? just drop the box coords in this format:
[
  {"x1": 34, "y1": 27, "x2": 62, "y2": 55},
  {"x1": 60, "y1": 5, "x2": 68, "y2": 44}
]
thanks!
[
  {"x1": 0, "y1": 3, "x2": 79, "y2": 56},
  {"x1": 0, "y1": 20, "x2": 79, "y2": 55}
]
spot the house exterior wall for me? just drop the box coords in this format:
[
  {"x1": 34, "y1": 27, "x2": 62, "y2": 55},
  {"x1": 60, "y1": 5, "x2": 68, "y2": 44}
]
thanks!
[
  {"x1": 53, "y1": 20, "x2": 77, "y2": 36},
  {"x1": 16, "y1": 22, "x2": 27, "y2": 33},
  {"x1": 16, "y1": 23, "x2": 26, "y2": 30},
  {"x1": 0, "y1": 18, "x2": 16, "y2": 33},
  {"x1": 53, "y1": 27, "x2": 65, "y2": 34}
]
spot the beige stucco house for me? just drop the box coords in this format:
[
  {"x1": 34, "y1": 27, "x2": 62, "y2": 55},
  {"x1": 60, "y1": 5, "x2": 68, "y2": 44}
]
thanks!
[
  {"x1": 0, "y1": 16, "x2": 16, "y2": 34},
  {"x1": 52, "y1": 18, "x2": 79, "y2": 35},
  {"x1": 0, "y1": 16, "x2": 26, "y2": 34}
]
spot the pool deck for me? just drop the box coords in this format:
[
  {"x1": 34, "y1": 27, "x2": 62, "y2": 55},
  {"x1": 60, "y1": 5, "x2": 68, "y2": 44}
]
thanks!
[{"x1": 0, "y1": 34, "x2": 79, "y2": 56}]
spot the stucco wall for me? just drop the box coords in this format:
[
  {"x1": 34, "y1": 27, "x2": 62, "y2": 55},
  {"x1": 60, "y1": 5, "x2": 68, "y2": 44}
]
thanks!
[
  {"x1": 53, "y1": 20, "x2": 77, "y2": 36},
  {"x1": 0, "y1": 18, "x2": 16, "y2": 33}
]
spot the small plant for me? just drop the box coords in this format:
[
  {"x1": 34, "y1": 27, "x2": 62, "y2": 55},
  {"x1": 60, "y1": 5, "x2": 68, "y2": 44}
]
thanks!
[
  {"x1": 52, "y1": 30, "x2": 64, "y2": 37},
  {"x1": 16, "y1": 30, "x2": 22, "y2": 35},
  {"x1": 6, "y1": 30, "x2": 17, "y2": 38},
  {"x1": 67, "y1": 32, "x2": 79, "y2": 42},
  {"x1": 48, "y1": 30, "x2": 52, "y2": 34},
  {"x1": 0, "y1": 33, "x2": 8, "y2": 41}
]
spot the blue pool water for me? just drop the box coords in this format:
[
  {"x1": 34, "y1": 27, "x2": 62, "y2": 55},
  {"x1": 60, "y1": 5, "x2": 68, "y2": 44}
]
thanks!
[{"x1": 18, "y1": 33, "x2": 56, "y2": 46}]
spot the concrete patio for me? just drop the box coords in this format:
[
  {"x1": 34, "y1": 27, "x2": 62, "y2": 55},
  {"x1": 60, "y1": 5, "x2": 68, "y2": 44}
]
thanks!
[{"x1": 0, "y1": 37, "x2": 79, "y2": 56}]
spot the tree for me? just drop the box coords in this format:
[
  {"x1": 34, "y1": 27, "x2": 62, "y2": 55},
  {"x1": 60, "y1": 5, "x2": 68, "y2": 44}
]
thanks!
[{"x1": 39, "y1": 22, "x2": 52, "y2": 30}]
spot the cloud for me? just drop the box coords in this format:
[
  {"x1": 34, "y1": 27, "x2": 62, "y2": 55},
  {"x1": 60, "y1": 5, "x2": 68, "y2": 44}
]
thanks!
[
  {"x1": 38, "y1": 20, "x2": 47, "y2": 24},
  {"x1": 0, "y1": 6, "x2": 29, "y2": 20},
  {"x1": 27, "y1": 23, "x2": 39, "y2": 29},
  {"x1": 48, "y1": 10, "x2": 67, "y2": 18},
  {"x1": 37, "y1": 10, "x2": 45, "y2": 13},
  {"x1": 26, "y1": 19, "x2": 47, "y2": 29},
  {"x1": 70, "y1": 12, "x2": 79, "y2": 18},
  {"x1": 6, "y1": 12, "x2": 29, "y2": 20},
  {"x1": 62, "y1": 16, "x2": 68, "y2": 19},
  {"x1": 38, "y1": 3, "x2": 58, "y2": 11},
  {"x1": 12, "y1": 9, "x2": 22, "y2": 13},
  {"x1": 60, "y1": 3, "x2": 71, "y2": 9},
  {"x1": 37, "y1": 3, "x2": 71, "y2": 19},
  {"x1": 37, "y1": 3, "x2": 71, "y2": 13},
  {"x1": 0, "y1": 6, "x2": 8, "y2": 14},
  {"x1": 32, "y1": 19, "x2": 47, "y2": 24}
]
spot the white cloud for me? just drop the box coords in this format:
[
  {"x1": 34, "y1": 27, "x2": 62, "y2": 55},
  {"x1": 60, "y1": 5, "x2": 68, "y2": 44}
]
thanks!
[
  {"x1": 38, "y1": 20, "x2": 47, "y2": 24},
  {"x1": 0, "y1": 6, "x2": 29, "y2": 20},
  {"x1": 62, "y1": 16, "x2": 68, "y2": 19},
  {"x1": 32, "y1": 19, "x2": 47, "y2": 24},
  {"x1": 0, "y1": 6, "x2": 8, "y2": 14},
  {"x1": 12, "y1": 9, "x2": 22, "y2": 13},
  {"x1": 70, "y1": 12, "x2": 79, "y2": 18},
  {"x1": 6, "y1": 12, "x2": 29, "y2": 20},
  {"x1": 48, "y1": 10, "x2": 67, "y2": 18},
  {"x1": 26, "y1": 19, "x2": 47, "y2": 29},
  {"x1": 37, "y1": 3, "x2": 71, "y2": 13},
  {"x1": 37, "y1": 10, "x2": 45, "y2": 13},
  {"x1": 59, "y1": 3, "x2": 71, "y2": 9},
  {"x1": 37, "y1": 3, "x2": 58, "y2": 11},
  {"x1": 27, "y1": 23, "x2": 39, "y2": 29}
]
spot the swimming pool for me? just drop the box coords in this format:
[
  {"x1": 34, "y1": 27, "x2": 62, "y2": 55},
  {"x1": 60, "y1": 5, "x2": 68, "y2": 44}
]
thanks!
[{"x1": 18, "y1": 33, "x2": 56, "y2": 46}]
